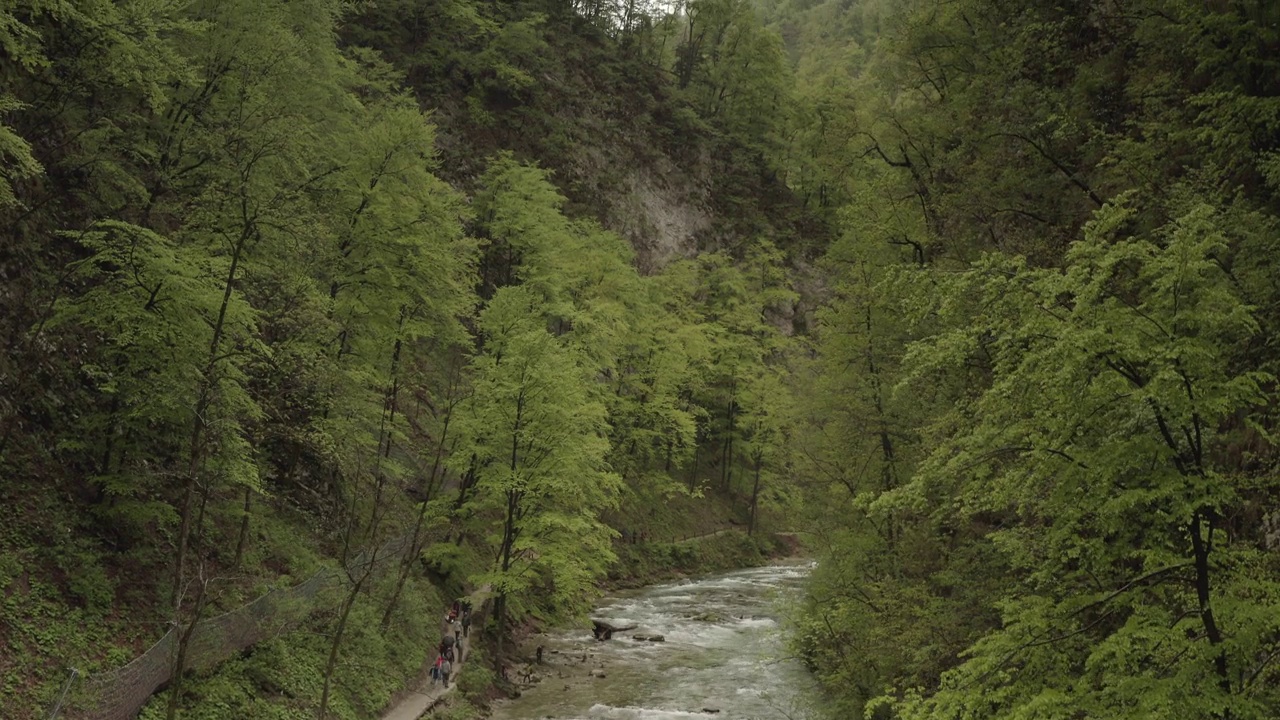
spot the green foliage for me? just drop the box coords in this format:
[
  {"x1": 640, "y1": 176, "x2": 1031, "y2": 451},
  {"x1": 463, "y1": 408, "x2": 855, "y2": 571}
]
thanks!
[
  {"x1": 460, "y1": 283, "x2": 621, "y2": 621},
  {"x1": 871, "y1": 200, "x2": 1280, "y2": 719},
  {"x1": 0, "y1": 94, "x2": 40, "y2": 207},
  {"x1": 606, "y1": 529, "x2": 774, "y2": 588},
  {"x1": 455, "y1": 646, "x2": 496, "y2": 703},
  {"x1": 0, "y1": 539, "x2": 152, "y2": 717},
  {"x1": 777, "y1": 0, "x2": 1280, "y2": 717},
  {"x1": 677, "y1": 0, "x2": 793, "y2": 157}
]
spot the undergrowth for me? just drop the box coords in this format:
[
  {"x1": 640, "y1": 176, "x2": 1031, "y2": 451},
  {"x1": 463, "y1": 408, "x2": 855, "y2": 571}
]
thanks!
[
  {"x1": 137, "y1": 571, "x2": 443, "y2": 720},
  {"x1": 606, "y1": 530, "x2": 787, "y2": 590}
]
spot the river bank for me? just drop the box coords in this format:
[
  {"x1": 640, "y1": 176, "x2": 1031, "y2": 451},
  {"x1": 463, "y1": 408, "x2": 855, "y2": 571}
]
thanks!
[{"x1": 604, "y1": 529, "x2": 798, "y2": 590}]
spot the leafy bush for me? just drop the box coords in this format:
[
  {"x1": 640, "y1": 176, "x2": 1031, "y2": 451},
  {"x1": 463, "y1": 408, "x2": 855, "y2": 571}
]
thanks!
[{"x1": 455, "y1": 646, "x2": 495, "y2": 703}]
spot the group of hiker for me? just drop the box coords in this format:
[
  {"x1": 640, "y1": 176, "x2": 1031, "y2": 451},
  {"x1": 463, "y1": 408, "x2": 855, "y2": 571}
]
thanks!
[{"x1": 430, "y1": 599, "x2": 472, "y2": 689}]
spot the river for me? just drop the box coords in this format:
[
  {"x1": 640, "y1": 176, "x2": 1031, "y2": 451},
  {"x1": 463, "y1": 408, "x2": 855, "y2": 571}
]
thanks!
[{"x1": 488, "y1": 563, "x2": 819, "y2": 720}]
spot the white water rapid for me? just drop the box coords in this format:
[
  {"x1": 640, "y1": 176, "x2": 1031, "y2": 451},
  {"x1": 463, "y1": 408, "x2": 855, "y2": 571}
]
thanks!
[{"x1": 488, "y1": 563, "x2": 818, "y2": 720}]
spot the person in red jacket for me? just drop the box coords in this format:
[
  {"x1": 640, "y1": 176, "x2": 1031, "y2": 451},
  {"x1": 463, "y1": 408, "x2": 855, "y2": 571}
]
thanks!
[{"x1": 431, "y1": 654, "x2": 443, "y2": 686}]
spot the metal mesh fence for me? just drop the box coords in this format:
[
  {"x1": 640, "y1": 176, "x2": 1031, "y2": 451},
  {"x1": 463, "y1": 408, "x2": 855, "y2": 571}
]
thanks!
[{"x1": 49, "y1": 531, "x2": 419, "y2": 720}]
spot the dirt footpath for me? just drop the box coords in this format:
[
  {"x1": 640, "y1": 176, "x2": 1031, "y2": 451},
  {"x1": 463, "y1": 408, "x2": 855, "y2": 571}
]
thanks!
[{"x1": 380, "y1": 631, "x2": 467, "y2": 720}]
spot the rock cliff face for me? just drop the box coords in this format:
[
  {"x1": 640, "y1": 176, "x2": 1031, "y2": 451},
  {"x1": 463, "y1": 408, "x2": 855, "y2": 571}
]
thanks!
[
  {"x1": 412, "y1": 33, "x2": 825, "y2": 276},
  {"x1": 1266, "y1": 512, "x2": 1280, "y2": 552},
  {"x1": 608, "y1": 165, "x2": 714, "y2": 272},
  {"x1": 427, "y1": 87, "x2": 828, "y2": 338}
]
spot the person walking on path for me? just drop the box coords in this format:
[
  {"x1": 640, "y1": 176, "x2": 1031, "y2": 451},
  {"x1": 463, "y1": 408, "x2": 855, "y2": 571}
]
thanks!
[
  {"x1": 381, "y1": 591, "x2": 488, "y2": 720},
  {"x1": 440, "y1": 657, "x2": 453, "y2": 688}
]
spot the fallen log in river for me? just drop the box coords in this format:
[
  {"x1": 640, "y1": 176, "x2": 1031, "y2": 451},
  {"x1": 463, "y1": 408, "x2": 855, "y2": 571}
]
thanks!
[{"x1": 591, "y1": 619, "x2": 637, "y2": 640}]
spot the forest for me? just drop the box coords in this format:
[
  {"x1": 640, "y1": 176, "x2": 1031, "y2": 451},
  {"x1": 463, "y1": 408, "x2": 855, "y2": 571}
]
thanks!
[{"x1": 1, "y1": 0, "x2": 1278, "y2": 719}]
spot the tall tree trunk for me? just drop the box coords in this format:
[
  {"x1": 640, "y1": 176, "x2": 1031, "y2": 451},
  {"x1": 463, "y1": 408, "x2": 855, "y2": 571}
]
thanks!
[
  {"x1": 381, "y1": 496, "x2": 429, "y2": 632},
  {"x1": 721, "y1": 378, "x2": 736, "y2": 493},
  {"x1": 452, "y1": 459, "x2": 479, "y2": 513},
  {"x1": 317, "y1": 567, "x2": 371, "y2": 720},
  {"x1": 367, "y1": 312, "x2": 405, "y2": 544},
  {"x1": 492, "y1": 591, "x2": 507, "y2": 675},
  {"x1": 165, "y1": 568, "x2": 209, "y2": 720},
  {"x1": 96, "y1": 395, "x2": 122, "y2": 502},
  {"x1": 173, "y1": 225, "x2": 250, "y2": 607},
  {"x1": 1190, "y1": 509, "x2": 1232, "y2": 715},
  {"x1": 167, "y1": 488, "x2": 213, "y2": 720},
  {"x1": 445, "y1": 460, "x2": 479, "y2": 549},
  {"x1": 339, "y1": 469, "x2": 360, "y2": 564},
  {"x1": 495, "y1": 394, "x2": 524, "y2": 671},
  {"x1": 690, "y1": 427, "x2": 701, "y2": 493},
  {"x1": 381, "y1": 414, "x2": 454, "y2": 631},
  {"x1": 232, "y1": 485, "x2": 252, "y2": 569},
  {"x1": 748, "y1": 456, "x2": 762, "y2": 537},
  {"x1": 321, "y1": 455, "x2": 388, "y2": 719},
  {"x1": 861, "y1": 282, "x2": 898, "y2": 543},
  {"x1": 495, "y1": 489, "x2": 519, "y2": 672}
]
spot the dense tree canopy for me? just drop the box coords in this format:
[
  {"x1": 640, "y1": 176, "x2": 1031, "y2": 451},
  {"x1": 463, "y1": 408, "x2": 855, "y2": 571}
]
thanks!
[
  {"x1": 4, "y1": 0, "x2": 1280, "y2": 718},
  {"x1": 774, "y1": 0, "x2": 1280, "y2": 717}
]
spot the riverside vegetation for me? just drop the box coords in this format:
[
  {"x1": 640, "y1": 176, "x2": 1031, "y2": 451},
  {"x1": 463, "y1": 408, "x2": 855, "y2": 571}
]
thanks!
[{"x1": 1, "y1": 1, "x2": 1279, "y2": 720}]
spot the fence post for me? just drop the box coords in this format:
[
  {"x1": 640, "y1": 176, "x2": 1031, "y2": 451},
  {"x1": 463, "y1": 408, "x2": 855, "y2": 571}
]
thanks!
[{"x1": 47, "y1": 667, "x2": 78, "y2": 720}]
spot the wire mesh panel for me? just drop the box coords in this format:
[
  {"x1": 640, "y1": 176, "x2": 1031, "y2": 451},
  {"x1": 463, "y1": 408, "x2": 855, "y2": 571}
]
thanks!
[
  {"x1": 52, "y1": 531, "x2": 418, "y2": 720},
  {"x1": 64, "y1": 631, "x2": 176, "y2": 720}
]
